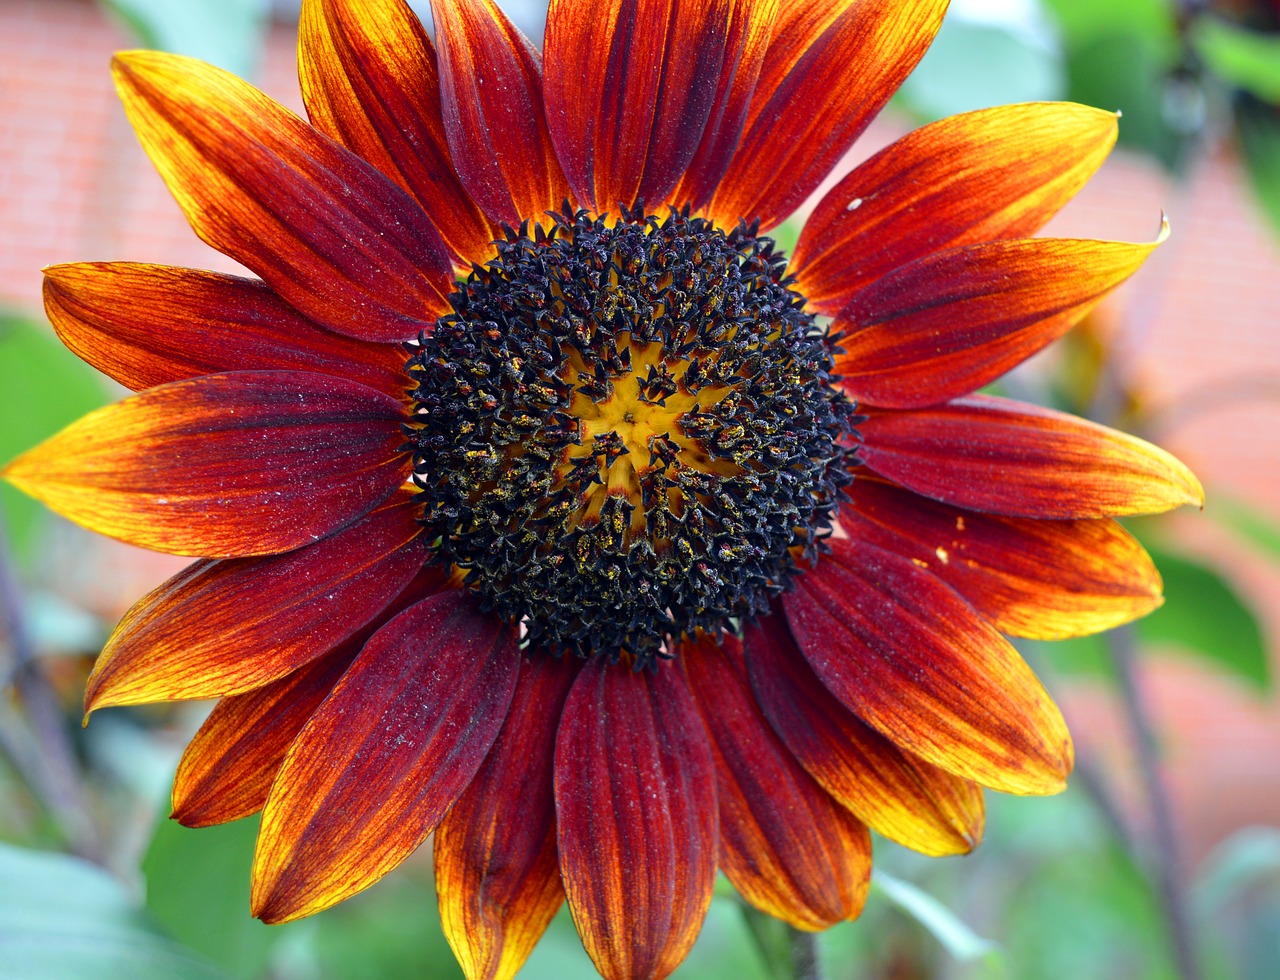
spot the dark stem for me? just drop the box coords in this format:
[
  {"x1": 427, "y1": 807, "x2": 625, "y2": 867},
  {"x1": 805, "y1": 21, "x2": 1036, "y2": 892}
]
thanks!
[
  {"x1": 1106, "y1": 626, "x2": 1201, "y2": 980},
  {"x1": 0, "y1": 522, "x2": 102, "y2": 863}
]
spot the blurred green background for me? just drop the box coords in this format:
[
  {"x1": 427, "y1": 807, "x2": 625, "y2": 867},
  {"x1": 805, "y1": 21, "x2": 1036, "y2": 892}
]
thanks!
[{"x1": 2, "y1": 0, "x2": 1280, "y2": 977}]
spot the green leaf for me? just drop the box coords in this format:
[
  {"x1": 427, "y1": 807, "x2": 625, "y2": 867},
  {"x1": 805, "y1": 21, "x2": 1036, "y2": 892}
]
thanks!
[
  {"x1": 1041, "y1": 0, "x2": 1175, "y2": 46},
  {"x1": 0, "y1": 312, "x2": 109, "y2": 561},
  {"x1": 1210, "y1": 497, "x2": 1280, "y2": 564},
  {"x1": 97, "y1": 0, "x2": 269, "y2": 78},
  {"x1": 870, "y1": 869, "x2": 1002, "y2": 964},
  {"x1": 1196, "y1": 18, "x2": 1280, "y2": 104},
  {"x1": 0, "y1": 841, "x2": 227, "y2": 980},
  {"x1": 1137, "y1": 541, "x2": 1270, "y2": 691},
  {"x1": 143, "y1": 814, "x2": 283, "y2": 978},
  {"x1": 1235, "y1": 94, "x2": 1280, "y2": 242},
  {"x1": 896, "y1": 20, "x2": 1065, "y2": 122}
]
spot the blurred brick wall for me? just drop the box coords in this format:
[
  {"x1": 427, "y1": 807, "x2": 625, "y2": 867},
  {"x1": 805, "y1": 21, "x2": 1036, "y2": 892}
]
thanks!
[{"x1": 2, "y1": 0, "x2": 1279, "y2": 864}]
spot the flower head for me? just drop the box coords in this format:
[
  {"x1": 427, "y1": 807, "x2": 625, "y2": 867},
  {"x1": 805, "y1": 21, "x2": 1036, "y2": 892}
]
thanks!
[{"x1": 5, "y1": 0, "x2": 1203, "y2": 977}]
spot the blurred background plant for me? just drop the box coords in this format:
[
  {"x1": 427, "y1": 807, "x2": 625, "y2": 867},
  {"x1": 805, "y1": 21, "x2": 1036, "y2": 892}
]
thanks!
[{"x1": 1, "y1": 0, "x2": 1279, "y2": 977}]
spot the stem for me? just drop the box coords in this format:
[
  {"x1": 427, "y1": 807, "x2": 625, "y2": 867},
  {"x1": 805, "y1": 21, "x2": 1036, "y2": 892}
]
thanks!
[
  {"x1": 1106, "y1": 626, "x2": 1201, "y2": 980},
  {"x1": 740, "y1": 904, "x2": 826, "y2": 980},
  {"x1": 789, "y1": 927, "x2": 825, "y2": 980},
  {"x1": 0, "y1": 522, "x2": 102, "y2": 863}
]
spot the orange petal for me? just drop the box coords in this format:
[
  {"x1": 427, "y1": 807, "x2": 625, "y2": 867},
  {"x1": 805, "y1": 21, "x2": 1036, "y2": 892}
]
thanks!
[
  {"x1": 555, "y1": 659, "x2": 717, "y2": 980},
  {"x1": 298, "y1": 0, "x2": 498, "y2": 269},
  {"x1": 543, "y1": 0, "x2": 735, "y2": 212},
  {"x1": 85, "y1": 491, "x2": 426, "y2": 713},
  {"x1": 3, "y1": 371, "x2": 408, "y2": 558},
  {"x1": 252, "y1": 591, "x2": 520, "y2": 923},
  {"x1": 670, "y1": 0, "x2": 780, "y2": 212},
  {"x1": 841, "y1": 479, "x2": 1164, "y2": 639},
  {"x1": 682, "y1": 634, "x2": 870, "y2": 929},
  {"x1": 435, "y1": 656, "x2": 575, "y2": 980},
  {"x1": 429, "y1": 0, "x2": 572, "y2": 226},
  {"x1": 706, "y1": 0, "x2": 948, "y2": 229},
  {"x1": 832, "y1": 228, "x2": 1166, "y2": 409},
  {"x1": 784, "y1": 538, "x2": 1074, "y2": 795},
  {"x1": 112, "y1": 50, "x2": 453, "y2": 342},
  {"x1": 744, "y1": 612, "x2": 984, "y2": 856},
  {"x1": 859, "y1": 394, "x2": 1205, "y2": 519},
  {"x1": 43, "y1": 263, "x2": 407, "y2": 399},
  {"x1": 171, "y1": 568, "x2": 452, "y2": 828},
  {"x1": 792, "y1": 102, "x2": 1120, "y2": 314}
]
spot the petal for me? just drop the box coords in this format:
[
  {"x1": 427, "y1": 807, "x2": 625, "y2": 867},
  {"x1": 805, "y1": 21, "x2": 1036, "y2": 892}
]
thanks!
[
  {"x1": 706, "y1": 0, "x2": 948, "y2": 229},
  {"x1": 43, "y1": 263, "x2": 407, "y2": 399},
  {"x1": 841, "y1": 479, "x2": 1164, "y2": 639},
  {"x1": 792, "y1": 102, "x2": 1121, "y2": 314},
  {"x1": 2, "y1": 371, "x2": 408, "y2": 558},
  {"x1": 831, "y1": 227, "x2": 1168, "y2": 409},
  {"x1": 430, "y1": 0, "x2": 572, "y2": 227},
  {"x1": 113, "y1": 50, "x2": 453, "y2": 343},
  {"x1": 682, "y1": 634, "x2": 869, "y2": 929},
  {"x1": 555, "y1": 660, "x2": 717, "y2": 980},
  {"x1": 744, "y1": 612, "x2": 984, "y2": 856},
  {"x1": 784, "y1": 537, "x2": 1073, "y2": 795},
  {"x1": 252, "y1": 591, "x2": 520, "y2": 923},
  {"x1": 858, "y1": 394, "x2": 1205, "y2": 519},
  {"x1": 171, "y1": 567, "x2": 452, "y2": 828},
  {"x1": 85, "y1": 490, "x2": 427, "y2": 712},
  {"x1": 670, "y1": 0, "x2": 781, "y2": 212},
  {"x1": 544, "y1": 0, "x2": 735, "y2": 212},
  {"x1": 298, "y1": 0, "x2": 498, "y2": 268},
  {"x1": 435, "y1": 656, "x2": 576, "y2": 980}
]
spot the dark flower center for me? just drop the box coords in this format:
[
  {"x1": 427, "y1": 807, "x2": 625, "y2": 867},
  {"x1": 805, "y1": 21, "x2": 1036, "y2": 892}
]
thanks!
[{"x1": 406, "y1": 206, "x2": 858, "y2": 665}]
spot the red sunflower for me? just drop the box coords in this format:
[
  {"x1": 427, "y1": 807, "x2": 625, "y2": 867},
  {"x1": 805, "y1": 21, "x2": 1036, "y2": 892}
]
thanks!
[{"x1": 5, "y1": 0, "x2": 1203, "y2": 977}]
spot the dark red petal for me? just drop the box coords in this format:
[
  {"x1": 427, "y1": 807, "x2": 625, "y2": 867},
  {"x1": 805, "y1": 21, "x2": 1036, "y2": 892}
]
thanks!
[
  {"x1": 841, "y1": 479, "x2": 1164, "y2": 639},
  {"x1": 252, "y1": 591, "x2": 520, "y2": 923},
  {"x1": 430, "y1": 0, "x2": 572, "y2": 226},
  {"x1": 85, "y1": 490, "x2": 426, "y2": 712},
  {"x1": 831, "y1": 231, "x2": 1166, "y2": 409},
  {"x1": 670, "y1": 0, "x2": 780, "y2": 212},
  {"x1": 792, "y1": 102, "x2": 1121, "y2": 315},
  {"x1": 171, "y1": 567, "x2": 452, "y2": 828},
  {"x1": 785, "y1": 538, "x2": 1073, "y2": 795},
  {"x1": 555, "y1": 659, "x2": 717, "y2": 980},
  {"x1": 435, "y1": 656, "x2": 576, "y2": 980},
  {"x1": 858, "y1": 394, "x2": 1205, "y2": 519},
  {"x1": 544, "y1": 0, "x2": 735, "y2": 212},
  {"x1": 683, "y1": 634, "x2": 869, "y2": 929},
  {"x1": 3, "y1": 371, "x2": 408, "y2": 558},
  {"x1": 706, "y1": 0, "x2": 948, "y2": 229},
  {"x1": 298, "y1": 0, "x2": 499, "y2": 268},
  {"x1": 43, "y1": 263, "x2": 407, "y2": 399},
  {"x1": 113, "y1": 50, "x2": 453, "y2": 342},
  {"x1": 744, "y1": 612, "x2": 984, "y2": 856}
]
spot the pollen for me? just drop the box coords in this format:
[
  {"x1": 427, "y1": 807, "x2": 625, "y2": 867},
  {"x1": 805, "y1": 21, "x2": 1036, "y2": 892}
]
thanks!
[{"x1": 406, "y1": 205, "x2": 859, "y2": 665}]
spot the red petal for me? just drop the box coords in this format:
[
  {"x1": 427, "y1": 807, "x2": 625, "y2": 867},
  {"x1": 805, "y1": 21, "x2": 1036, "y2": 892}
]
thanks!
[
  {"x1": 85, "y1": 490, "x2": 426, "y2": 712},
  {"x1": 785, "y1": 538, "x2": 1073, "y2": 795},
  {"x1": 744, "y1": 612, "x2": 984, "y2": 856},
  {"x1": 113, "y1": 50, "x2": 453, "y2": 342},
  {"x1": 670, "y1": 0, "x2": 780, "y2": 212},
  {"x1": 858, "y1": 394, "x2": 1205, "y2": 519},
  {"x1": 792, "y1": 102, "x2": 1120, "y2": 314},
  {"x1": 706, "y1": 0, "x2": 948, "y2": 229},
  {"x1": 841, "y1": 479, "x2": 1164, "y2": 639},
  {"x1": 544, "y1": 0, "x2": 735, "y2": 212},
  {"x1": 435, "y1": 656, "x2": 576, "y2": 980},
  {"x1": 3, "y1": 371, "x2": 408, "y2": 558},
  {"x1": 555, "y1": 660, "x2": 717, "y2": 980},
  {"x1": 683, "y1": 634, "x2": 869, "y2": 929},
  {"x1": 43, "y1": 263, "x2": 407, "y2": 399},
  {"x1": 430, "y1": 0, "x2": 572, "y2": 226},
  {"x1": 171, "y1": 568, "x2": 452, "y2": 828},
  {"x1": 252, "y1": 591, "x2": 520, "y2": 923},
  {"x1": 298, "y1": 0, "x2": 499, "y2": 268}
]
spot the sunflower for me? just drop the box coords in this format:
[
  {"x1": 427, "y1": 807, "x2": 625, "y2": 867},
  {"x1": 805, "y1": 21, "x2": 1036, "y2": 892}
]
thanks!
[{"x1": 5, "y1": 0, "x2": 1202, "y2": 977}]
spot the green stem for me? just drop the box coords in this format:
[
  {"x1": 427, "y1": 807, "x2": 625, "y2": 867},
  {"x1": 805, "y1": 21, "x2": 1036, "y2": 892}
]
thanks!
[{"x1": 740, "y1": 904, "x2": 826, "y2": 980}]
